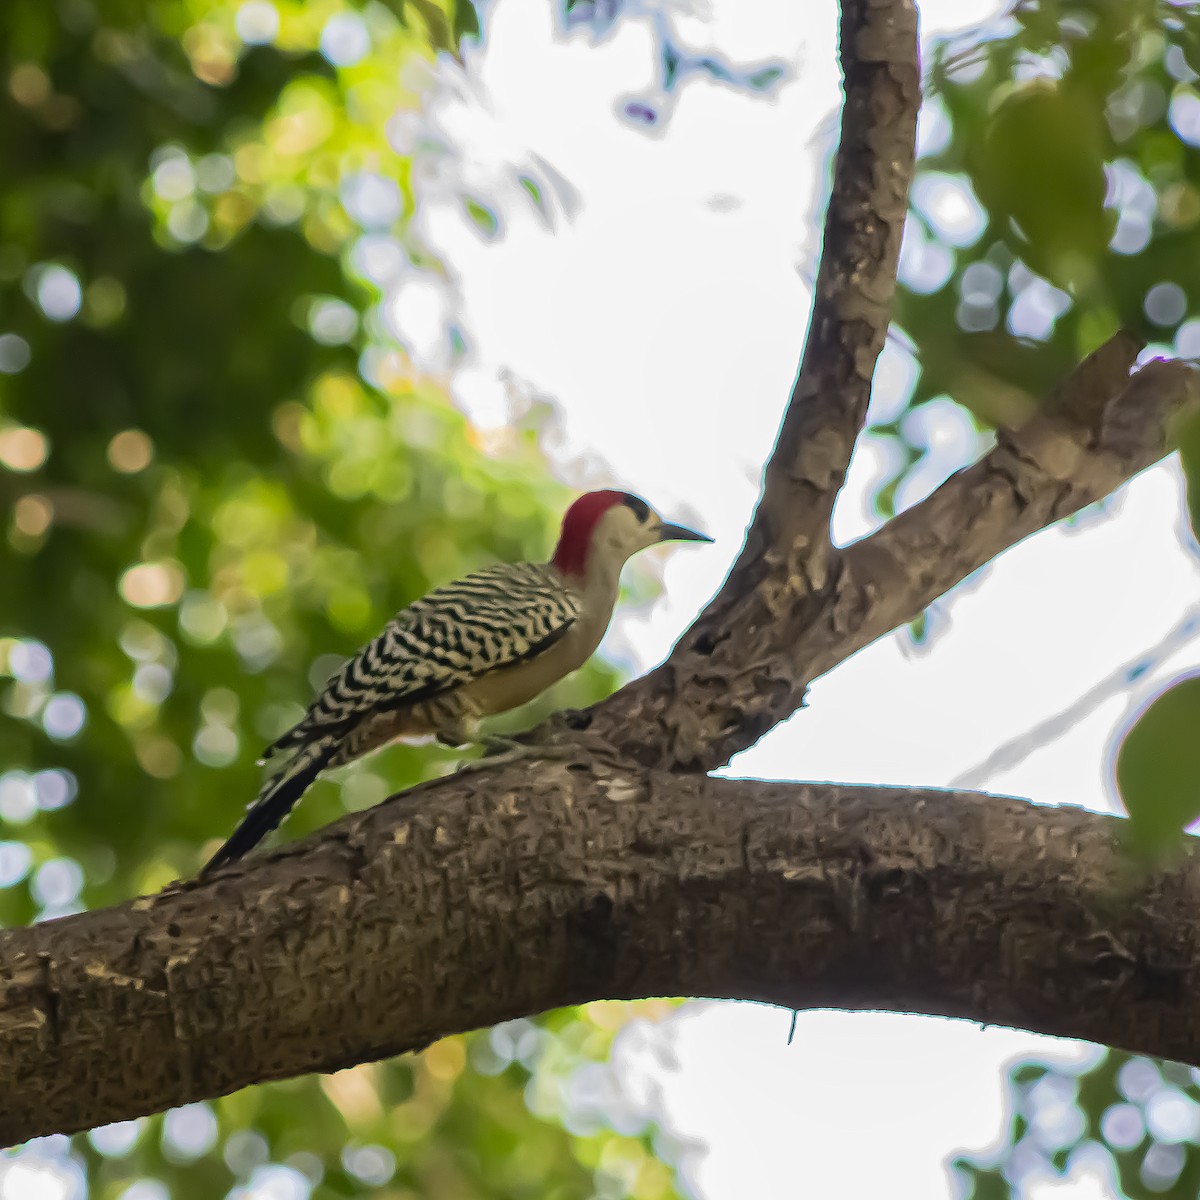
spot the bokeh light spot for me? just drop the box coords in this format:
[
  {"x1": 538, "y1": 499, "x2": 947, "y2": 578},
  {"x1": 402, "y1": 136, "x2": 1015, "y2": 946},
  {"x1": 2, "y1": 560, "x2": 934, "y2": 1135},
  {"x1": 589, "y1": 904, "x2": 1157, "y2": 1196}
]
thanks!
[
  {"x1": 107, "y1": 429, "x2": 154, "y2": 473},
  {"x1": 321, "y1": 13, "x2": 370, "y2": 67},
  {"x1": 135, "y1": 736, "x2": 183, "y2": 780},
  {"x1": 224, "y1": 1130, "x2": 270, "y2": 1177},
  {"x1": 8, "y1": 63, "x2": 50, "y2": 107},
  {"x1": 120, "y1": 561, "x2": 185, "y2": 608},
  {"x1": 8, "y1": 639, "x2": 53, "y2": 683},
  {"x1": 133, "y1": 663, "x2": 173, "y2": 705},
  {"x1": 1145, "y1": 1087, "x2": 1200, "y2": 1144},
  {"x1": 911, "y1": 172, "x2": 987, "y2": 247},
  {"x1": 34, "y1": 769, "x2": 77, "y2": 810},
  {"x1": 232, "y1": 616, "x2": 283, "y2": 670},
  {"x1": 308, "y1": 298, "x2": 358, "y2": 346},
  {"x1": 13, "y1": 494, "x2": 53, "y2": 538},
  {"x1": 424, "y1": 1037, "x2": 466, "y2": 1082},
  {"x1": 235, "y1": 1, "x2": 279, "y2": 45},
  {"x1": 1008, "y1": 271, "x2": 1071, "y2": 341},
  {"x1": 0, "y1": 426, "x2": 49, "y2": 472},
  {"x1": 152, "y1": 154, "x2": 196, "y2": 202},
  {"x1": 898, "y1": 216, "x2": 955, "y2": 294},
  {"x1": 179, "y1": 593, "x2": 228, "y2": 644},
  {"x1": 342, "y1": 1145, "x2": 394, "y2": 1187},
  {"x1": 201, "y1": 687, "x2": 239, "y2": 724},
  {"x1": 0, "y1": 333, "x2": 31, "y2": 374},
  {"x1": 194, "y1": 724, "x2": 240, "y2": 767},
  {"x1": 1142, "y1": 1141, "x2": 1185, "y2": 1191},
  {"x1": 163, "y1": 1103, "x2": 219, "y2": 1161},
  {"x1": 340, "y1": 172, "x2": 403, "y2": 228},
  {"x1": 167, "y1": 202, "x2": 209, "y2": 244},
  {"x1": 119, "y1": 1180, "x2": 168, "y2": 1200},
  {"x1": 0, "y1": 841, "x2": 33, "y2": 887},
  {"x1": 1144, "y1": 281, "x2": 1188, "y2": 327},
  {"x1": 32, "y1": 857, "x2": 84, "y2": 907},
  {"x1": 34, "y1": 265, "x2": 82, "y2": 321},
  {"x1": 341, "y1": 771, "x2": 387, "y2": 813},
  {"x1": 0, "y1": 1157, "x2": 82, "y2": 1200},
  {"x1": 196, "y1": 153, "x2": 236, "y2": 193},
  {"x1": 88, "y1": 1119, "x2": 143, "y2": 1158},
  {"x1": 384, "y1": 275, "x2": 451, "y2": 367},
  {"x1": 0, "y1": 772, "x2": 37, "y2": 824},
  {"x1": 262, "y1": 186, "x2": 305, "y2": 225},
  {"x1": 1118, "y1": 1056, "x2": 1162, "y2": 1103},
  {"x1": 42, "y1": 693, "x2": 86, "y2": 739},
  {"x1": 349, "y1": 234, "x2": 407, "y2": 285},
  {"x1": 1176, "y1": 317, "x2": 1200, "y2": 359},
  {"x1": 119, "y1": 620, "x2": 172, "y2": 664},
  {"x1": 1170, "y1": 88, "x2": 1200, "y2": 146},
  {"x1": 238, "y1": 1164, "x2": 312, "y2": 1200}
]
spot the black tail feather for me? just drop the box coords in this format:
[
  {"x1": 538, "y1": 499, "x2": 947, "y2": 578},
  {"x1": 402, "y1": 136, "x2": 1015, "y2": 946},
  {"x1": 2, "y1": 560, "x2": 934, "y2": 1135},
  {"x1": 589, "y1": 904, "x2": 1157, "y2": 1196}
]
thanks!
[{"x1": 199, "y1": 739, "x2": 335, "y2": 878}]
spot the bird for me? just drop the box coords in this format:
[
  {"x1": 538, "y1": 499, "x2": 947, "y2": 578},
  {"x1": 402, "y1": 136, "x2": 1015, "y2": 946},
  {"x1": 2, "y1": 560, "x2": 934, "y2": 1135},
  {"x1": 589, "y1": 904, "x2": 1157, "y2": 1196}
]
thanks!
[{"x1": 199, "y1": 489, "x2": 711, "y2": 876}]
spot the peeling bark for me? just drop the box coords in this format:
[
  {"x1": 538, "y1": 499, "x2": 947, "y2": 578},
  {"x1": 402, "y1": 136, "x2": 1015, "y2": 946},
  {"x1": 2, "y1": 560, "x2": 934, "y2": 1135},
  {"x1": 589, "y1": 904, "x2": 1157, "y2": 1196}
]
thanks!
[{"x1": 4, "y1": 770, "x2": 1199, "y2": 1144}]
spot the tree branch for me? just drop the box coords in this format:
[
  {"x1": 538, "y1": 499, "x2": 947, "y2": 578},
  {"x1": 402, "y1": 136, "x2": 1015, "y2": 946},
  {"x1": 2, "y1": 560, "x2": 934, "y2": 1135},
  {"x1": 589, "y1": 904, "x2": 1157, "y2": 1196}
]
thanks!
[
  {"x1": 5, "y1": 766, "x2": 1199, "y2": 1144},
  {"x1": 583, "y1": 334, "x2": 1200, "y2": 771},
  {"x1": 550, "y1": 0, "x2": 917, "y2": 761}
]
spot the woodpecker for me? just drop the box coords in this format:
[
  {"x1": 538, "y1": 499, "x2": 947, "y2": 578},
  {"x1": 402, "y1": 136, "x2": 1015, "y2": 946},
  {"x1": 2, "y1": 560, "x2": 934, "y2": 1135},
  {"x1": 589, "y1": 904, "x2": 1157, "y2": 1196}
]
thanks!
[{"x1": 200, "y1": 490, "x2": 710, "y2": 876}]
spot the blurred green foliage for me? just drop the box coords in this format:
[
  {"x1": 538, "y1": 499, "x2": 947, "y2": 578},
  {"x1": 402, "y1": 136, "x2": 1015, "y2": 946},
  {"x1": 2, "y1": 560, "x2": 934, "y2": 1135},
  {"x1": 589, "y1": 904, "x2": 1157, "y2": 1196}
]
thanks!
[
  {"x1": 883, "y1": 0, "x2": 1200, "y2": 497},
  {"x1": 884, "y1": 0, "x2": 1200, "y2": 861},
  {"x1": 955, "y1": 1049, "x2": 1200, "y2": 1199},
  {"x1": 0, "y1": 0, "x2": 684, "y2": 1197},
  {"x1": 1116, "y1": 673, "x2": 1200, "y2": 856},
  {"x1": 0, "y1": 0, "x2": 572, "y2": 913},
  {"x1": 58, "y1": 1003, "x2": 687, "y2": 1200},
  {"x1": 899, "y1": 0, "x2": 1197, "y2": 404},
  {"x1": 899, "y1": 4, "x2": 1200, "y2": 1195}
]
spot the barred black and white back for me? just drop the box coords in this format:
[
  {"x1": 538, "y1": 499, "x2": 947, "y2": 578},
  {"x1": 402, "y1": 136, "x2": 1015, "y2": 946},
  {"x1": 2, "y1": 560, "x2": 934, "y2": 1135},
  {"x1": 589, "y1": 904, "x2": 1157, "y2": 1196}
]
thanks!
[{"x1": 199, "y1": 561, "x2": 583, "y2": 876}]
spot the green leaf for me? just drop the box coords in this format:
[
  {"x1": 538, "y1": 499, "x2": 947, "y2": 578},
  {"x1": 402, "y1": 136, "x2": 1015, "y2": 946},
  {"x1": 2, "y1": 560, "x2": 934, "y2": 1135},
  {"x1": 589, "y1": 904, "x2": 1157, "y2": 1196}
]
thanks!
[
  {"x1": 974, "y1": 81, "x2": 1111, "y2": 293},
  {"x1": 1117, "y1": 676, "x2": 1200, "y2": 854},
  {"x1": 452, "y1": 0, "x2": 480, "y2": 44},
  {"x1": 463, "y1": 196, "x2": 500, "y2": 237},
  {"x1": 746, "y1": 66, "x2": 786, "y2": 91},
  {"x1": 518, "y1": 175, "x2": 546, "y2": 213}
]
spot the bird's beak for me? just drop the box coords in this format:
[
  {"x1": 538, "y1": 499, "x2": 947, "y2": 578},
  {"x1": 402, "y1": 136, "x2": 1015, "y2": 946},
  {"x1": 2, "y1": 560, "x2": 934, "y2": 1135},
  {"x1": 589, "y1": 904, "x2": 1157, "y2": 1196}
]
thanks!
[{"x1": 657, "y1": 521, "x2": 713, "y2": 544}]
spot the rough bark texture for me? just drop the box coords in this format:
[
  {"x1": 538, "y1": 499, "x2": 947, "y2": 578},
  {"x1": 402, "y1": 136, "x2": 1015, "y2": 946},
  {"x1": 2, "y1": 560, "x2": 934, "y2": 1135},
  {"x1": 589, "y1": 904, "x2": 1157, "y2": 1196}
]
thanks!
[
  {"x1": 5, "y1": 769, "x2": 1200, "y2": 1144},
  {"x1": 7, "y1": 0, "x2": 1200, "y2": 1151}
]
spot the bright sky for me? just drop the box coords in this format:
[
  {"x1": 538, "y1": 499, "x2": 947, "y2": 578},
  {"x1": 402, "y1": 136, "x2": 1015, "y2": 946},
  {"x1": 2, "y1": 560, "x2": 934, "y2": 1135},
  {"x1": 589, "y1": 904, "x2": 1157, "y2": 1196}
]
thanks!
[{"x1": 416, "y1": 2, "x2": 1200, "y2": 1198}]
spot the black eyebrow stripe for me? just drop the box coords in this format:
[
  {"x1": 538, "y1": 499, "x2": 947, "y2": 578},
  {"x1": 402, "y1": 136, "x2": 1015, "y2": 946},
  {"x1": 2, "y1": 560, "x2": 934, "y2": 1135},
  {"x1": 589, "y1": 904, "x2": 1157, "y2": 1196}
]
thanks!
[{"x1": 622, "y1": 494, "x2": 650, "y2": 522}]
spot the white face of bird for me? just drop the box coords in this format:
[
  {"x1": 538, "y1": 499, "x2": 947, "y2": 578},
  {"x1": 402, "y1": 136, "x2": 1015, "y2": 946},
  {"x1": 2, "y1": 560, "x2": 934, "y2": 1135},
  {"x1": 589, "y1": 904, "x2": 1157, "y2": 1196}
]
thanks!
[{"x1": 588, "y1": 496, "x2": 711, "y2": 575}]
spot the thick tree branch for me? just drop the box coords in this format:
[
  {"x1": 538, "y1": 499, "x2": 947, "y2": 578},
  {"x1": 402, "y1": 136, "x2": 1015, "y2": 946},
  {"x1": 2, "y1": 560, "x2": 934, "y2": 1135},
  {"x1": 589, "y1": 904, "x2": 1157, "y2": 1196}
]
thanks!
[
  {"x1": 4, "y1": 766, "x2": 1199, "y2": 1144},
  {"x1": 583, "y1": 336, "x2": 1200, "y2": 771},
  {"x1": 757, "y1": 0, "x2": 920, "y2": 553}
]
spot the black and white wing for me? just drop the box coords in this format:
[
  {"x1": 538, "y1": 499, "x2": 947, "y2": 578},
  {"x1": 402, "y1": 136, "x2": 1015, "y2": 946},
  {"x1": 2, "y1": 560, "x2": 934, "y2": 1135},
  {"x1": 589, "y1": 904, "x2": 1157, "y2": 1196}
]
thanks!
[{"x1": 264, "y1": 561, "x2": 582, "y2": 758}]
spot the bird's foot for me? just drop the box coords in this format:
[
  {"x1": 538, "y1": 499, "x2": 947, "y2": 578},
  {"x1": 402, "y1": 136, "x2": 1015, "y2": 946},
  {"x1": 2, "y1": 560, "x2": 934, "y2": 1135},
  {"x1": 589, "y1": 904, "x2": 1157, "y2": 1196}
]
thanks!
[{"x1": 453, "y1": 733, "x2": 580, "y2": 775}]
